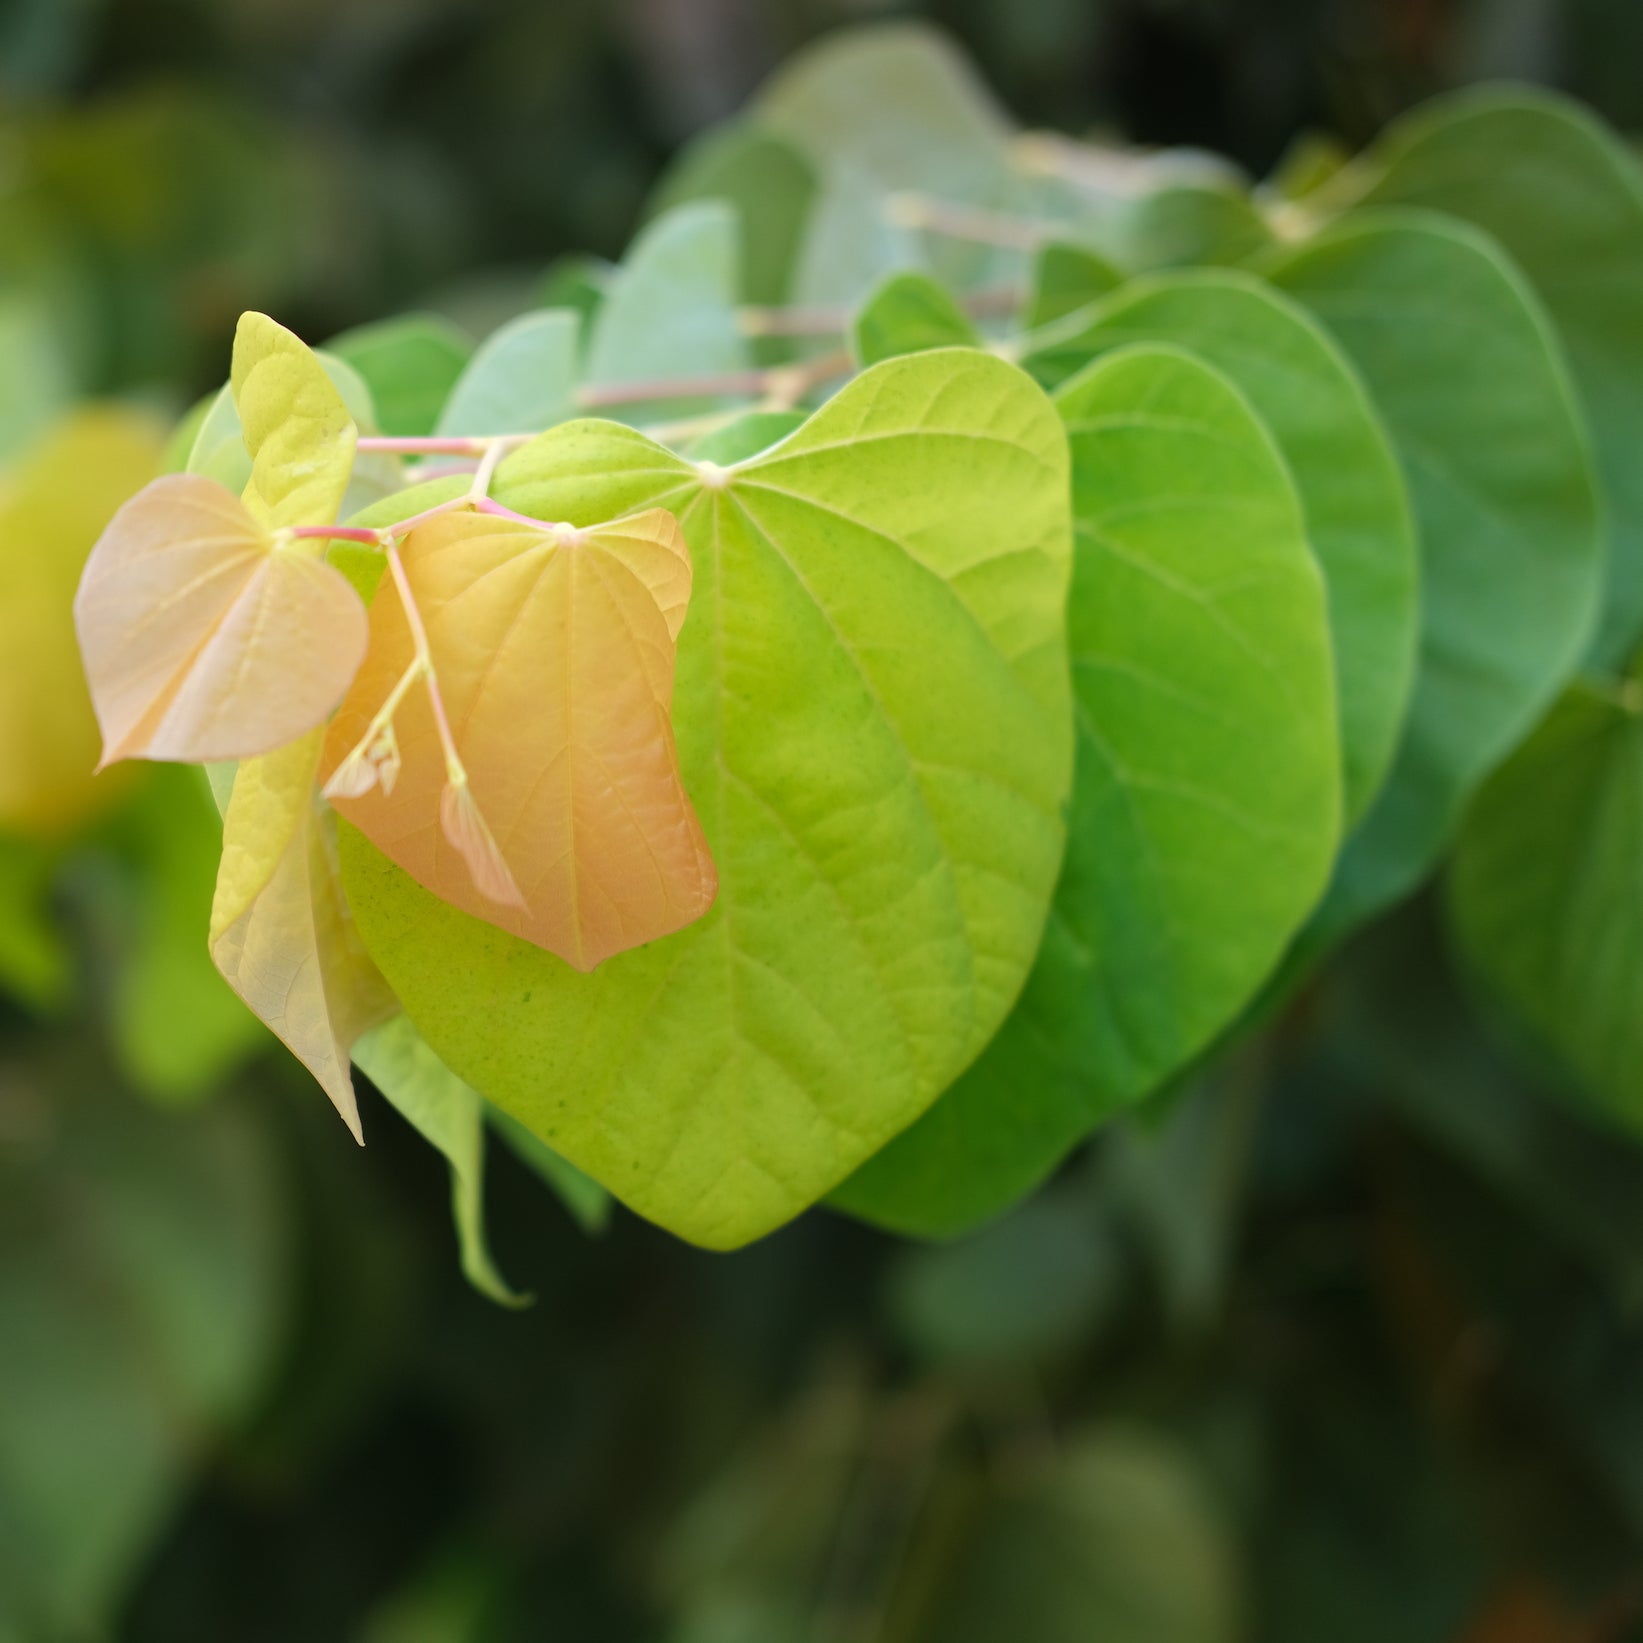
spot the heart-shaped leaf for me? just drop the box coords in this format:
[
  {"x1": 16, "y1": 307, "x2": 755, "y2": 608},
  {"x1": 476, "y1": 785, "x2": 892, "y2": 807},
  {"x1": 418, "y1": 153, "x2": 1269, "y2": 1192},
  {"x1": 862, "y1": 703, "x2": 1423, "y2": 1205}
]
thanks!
[
  {"x1": 834, "y1": 344, "x2": 1338, "y2": 1235},
  {"x1": 74, "y1": 475, "x2": 368, "y2": 765},
  {"x1": 327, "y1": 313, "x2": 471, "y2": 439},
  {"x1": 853, "y1": 269, "x2": 979, "y2": 365},
  {"x1": 323, "y1": 508, "x2": 716, "y2": 972},
  {"x1": 1023, "y1": 268, "x2": 1418, "y2": 826},
  {"x1": 338, "y1": 348, "x2": 1073, "y2": 1247}
]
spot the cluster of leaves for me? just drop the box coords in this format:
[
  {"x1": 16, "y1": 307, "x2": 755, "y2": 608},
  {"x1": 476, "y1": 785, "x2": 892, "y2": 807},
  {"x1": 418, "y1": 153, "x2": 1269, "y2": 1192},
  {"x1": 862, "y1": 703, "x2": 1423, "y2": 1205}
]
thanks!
[{"x1": 52, "y1": 22, "x2": 1643, "y2": 1284}]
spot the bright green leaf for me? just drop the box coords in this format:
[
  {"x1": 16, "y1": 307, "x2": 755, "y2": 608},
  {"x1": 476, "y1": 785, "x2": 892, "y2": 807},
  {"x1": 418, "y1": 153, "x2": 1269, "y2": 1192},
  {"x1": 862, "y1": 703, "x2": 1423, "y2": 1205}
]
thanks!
[
  {"x1": 684, "y1": 410, "x2": 806, "y2": 465},
  {"x1": 1023, "y1": 268, "x2": 1418, "y2": 825},
  {"x1": 1262, "y1": 211, "x2": 1603, "y2": 938},
  {"x1": 836, "y1": 345, "x2": 1338, "y2": 1235},
  {"x1": 1024, "y1": 240, "x2": 1122, "y2": 329},
  {"x1": 852, "y1": 269, "x2": 979, "y2": 365},
  {"x1": 341, "y1": 348, "x2": 1074, "y2": 1248}
]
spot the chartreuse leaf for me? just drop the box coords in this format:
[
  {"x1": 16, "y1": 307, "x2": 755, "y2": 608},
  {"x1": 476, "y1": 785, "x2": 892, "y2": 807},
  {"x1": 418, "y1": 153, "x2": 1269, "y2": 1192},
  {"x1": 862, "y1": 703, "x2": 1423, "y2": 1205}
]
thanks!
[
  {"x1": 75, "y1": 475, "x2": 367, "y2": 765},
  {"x1": 339, "y1": 348, "x2": 1073, "y2": 1248},
  {"x1": 755, "y1": 20, "x2": 1025, "y2": 306},
  {"x1": 1023, "y1": 269, "x2": 1418, "y2": 826},
  {"x1": 1024, "y1": 241, "x2": 1122, "y2": 329},
  {"x1": 586, "y1": 202, "x2": 749, "y2": 419},
  {"x1": 0, "y1": 409, "x2": 157, "y2": 836},
  {"x1": 835, "y1": 345, "x2": 1338, "y2": 1236},
  {"x1": 211, "y1": 730, "x2": 396, "y2": 1140},
  {"x1": 188, "y1": 353, "x2": 400, "y2": 515},
  {"x1": 1448, "y1": 678, "x2": 1643, "y2": 1130},
  {"x1": 1261, "y1": 211, "x2": 1603, "y2": 938},
  {"x1": 327, "y1": 313, "x2": 471, "y2": 438},
  {"x1": 647, "y1": 122, "x2": 818, "y2": 314},
  {"x1": 230, "y1": 310, "x2": 357, "y2": 530},
  {"x1": 1311, "y1": 85, "x2": 1643, "y2": 667},
  {"x1": 434, "y1": 310, "x2": 580, "y2": 437},
  {"x1": 852, "y1": 269, "x2": 979, "y2": 365},
  {"x1": 352, "y1": 1015, "x2": 528, "y2": 1306},
  {"x1": 324, "y1": 509, "x2": 716, "y2": 972}
]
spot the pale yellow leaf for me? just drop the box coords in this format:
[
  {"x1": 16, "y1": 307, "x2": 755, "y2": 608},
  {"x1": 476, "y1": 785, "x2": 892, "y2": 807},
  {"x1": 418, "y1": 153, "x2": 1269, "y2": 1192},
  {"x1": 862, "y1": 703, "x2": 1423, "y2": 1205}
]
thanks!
[
  {"x1": 230, "y1": 311, "x2": 358, "y2": 530},
  {"x1": 211, "y1": 727, "x2": 396, "y2": 1139}
]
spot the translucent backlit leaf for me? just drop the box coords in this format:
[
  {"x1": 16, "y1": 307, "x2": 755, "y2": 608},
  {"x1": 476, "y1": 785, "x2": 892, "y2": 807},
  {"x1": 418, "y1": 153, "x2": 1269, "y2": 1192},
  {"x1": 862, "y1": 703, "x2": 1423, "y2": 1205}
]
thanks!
[
  {"x1": 210, "y1": 729, "x2": 396, "y2": 1140},
  {"x1": 74, "y1": 474, "x2": 367, "y2": 765},
  {"x1": 323, "y1": 509, "x2": 715, "y2": 972},
  {"x1": 0, "y1": 408, "x2": 159, "y2": 835},
  {"x1": 230, "y1": 310, "x2": 357, "y2": 531}
]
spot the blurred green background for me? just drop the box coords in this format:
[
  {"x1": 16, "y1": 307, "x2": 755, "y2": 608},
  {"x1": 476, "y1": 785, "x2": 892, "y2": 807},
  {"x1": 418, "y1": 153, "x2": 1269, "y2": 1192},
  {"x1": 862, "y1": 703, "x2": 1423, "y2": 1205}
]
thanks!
[{"x1": 7, "y1": 1, "x2": 1643, "y2": 1639}]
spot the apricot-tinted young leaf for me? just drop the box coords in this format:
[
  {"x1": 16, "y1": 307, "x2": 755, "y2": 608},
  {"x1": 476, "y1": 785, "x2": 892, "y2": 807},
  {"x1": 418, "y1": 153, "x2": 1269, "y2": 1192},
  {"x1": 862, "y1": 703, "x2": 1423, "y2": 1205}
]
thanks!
[
  {"x1": 211, "y1": 729, "x2": 396, "y2": 1140},
  {"x1": 0, "y1": 408, "x2": 159, "y2": 836},
  {"x1": 1312, "y1": 86, "x2": 1643, "y2": 667},
  {"x1": 327, "y1": 313, "x2": 471, "y2": 439},
  {"x1": 434, "y1": 310, "x2": 580, "y2": 438},
  {"x1": 230, "y1": 310, "x2": 357, "y2": 530},
  {"x1": 852, "y1": 270, "x2": 979, "y2": 365},
  {"x1": 586, "y1": 202, "x2": 749, "y2": 419},
  {"x1": 352, "y1": 1015, "x2": 527, "y2": 1306},
  {"x1": 1023, "y1": 269, "x2": 1418, "y2": 826},
  {"x1": 835, "y1": 345, "x2": 1338, "y2": 1235},
  {"x1": 339, "y1": 348, "x2": 1073, "y2": 1248},
  {"x1": 1262, "y1": 212, "x2": 1603, "y2": 939},
  {"x1": 74, "y1": 474, "x2": 367, "y2": 765},
  {"x1": 324, "y1": 509, "x2": 714, "y2": 972}
]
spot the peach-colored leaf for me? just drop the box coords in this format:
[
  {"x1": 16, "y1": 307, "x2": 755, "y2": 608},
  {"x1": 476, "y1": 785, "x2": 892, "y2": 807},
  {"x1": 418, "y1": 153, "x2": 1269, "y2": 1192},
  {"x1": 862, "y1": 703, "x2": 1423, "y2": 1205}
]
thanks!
[
  {"x1": 74, "y1": 473, "x2": 369, "y2": 765},
  {"x1": 323, "y1": 508, "x2": 717, "y2": 971},
  {"x1": 211, "y1": 728, "x2": 397, "y2": 1139}
]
